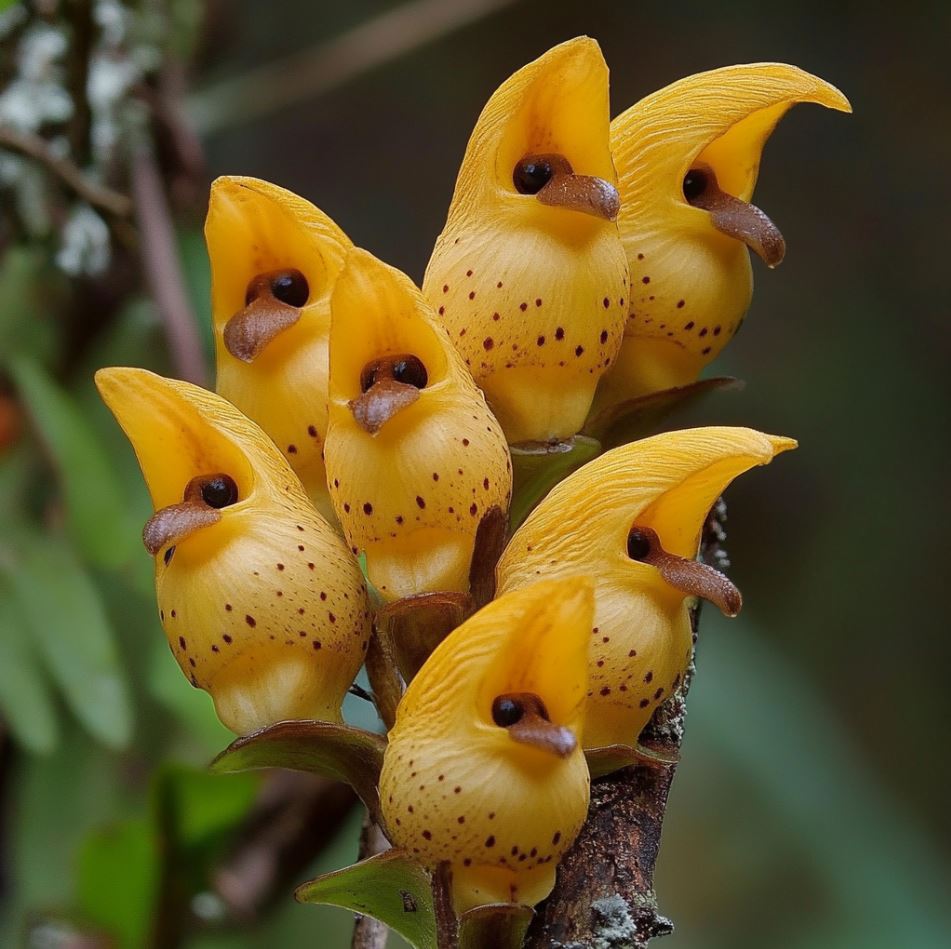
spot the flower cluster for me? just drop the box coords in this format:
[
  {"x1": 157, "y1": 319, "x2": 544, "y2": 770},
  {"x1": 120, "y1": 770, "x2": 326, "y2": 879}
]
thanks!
[{"x1": 97, "y1": 36, "x2": 847, "y2": 932}]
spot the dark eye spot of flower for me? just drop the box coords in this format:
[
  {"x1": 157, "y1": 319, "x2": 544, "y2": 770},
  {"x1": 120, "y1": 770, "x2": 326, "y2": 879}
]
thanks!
[
  {"x1": 513, "y1": 157, "x2": 553, "y2": 194},
  {"x1": 200, "y1": 474, "x2": 239, "y2": 509},
  {"x1": 627, "y1": 527, "x2": 652, "y2": 561},
  {"x1": 392, "y1": 355, "x2": 428, "y2": 388},
  {"x1": 683, "y1": 168, "x2": 710, "y2": 203},
  {"x1": 270, "y1": 269, "x2": 309, "y2": 307},
  {"x1": 492, "y1": 696, "x2": 523, "y2": 727},
  {"x1": 164, "y1": 545, "x2": 175, "y2": 565}
]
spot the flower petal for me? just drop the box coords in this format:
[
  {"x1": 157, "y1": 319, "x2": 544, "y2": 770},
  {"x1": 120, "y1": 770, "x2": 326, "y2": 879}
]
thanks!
[
  {"x1": 206, "y1": 176, "x2": 352, "y2": 517},
  {"x1": 497, "y1": 427, "x2": 795, "y2": 749},
  {"x1": 423, "y1": 37, "x2": 628, "y2": 442},
  {"x1": 380, "y1": 579, "x2": 593, "y2": 912},
  {"x1": 96, "y1": 367, "x2": 370, "y2": 734},
  {"x1": 325, "y1": 247, "x2": 511, "y2": 601},
  {"x1": 598, "y1": 65, "x2": 850, "y2": 405}
]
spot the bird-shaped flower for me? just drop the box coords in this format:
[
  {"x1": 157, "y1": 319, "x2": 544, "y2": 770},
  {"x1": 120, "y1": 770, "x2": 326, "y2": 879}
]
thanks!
[
  {"x1": 496, "y1": 427, "x2": 795, "y2": 751},
  {"x1": 379, "y1": 578, "x2": 593, "y2": 913},
  {"x1": 422, "y1": 37, "x2": 629, "y2": 444},
  {"x1": 206, "y1": 176, "x2": 352, "y2": 521},
  {"x1": 594, "y1": 65, "x2": 850, "y2": 409},
  {"x1": 95, "y1": 367, "x2": 370, "y2": 736},
  {"x1": 324, "y1": 247, "x2": 512, "y2": 603}
]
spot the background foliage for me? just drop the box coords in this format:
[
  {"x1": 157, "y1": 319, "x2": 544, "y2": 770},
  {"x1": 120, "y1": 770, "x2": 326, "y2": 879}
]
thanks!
[{"x1": 1, "y1": 1, "x2": 948, "y2": 947}]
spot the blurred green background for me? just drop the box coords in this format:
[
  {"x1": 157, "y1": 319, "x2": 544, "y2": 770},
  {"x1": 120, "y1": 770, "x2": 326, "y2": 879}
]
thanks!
[{"x1": 1, "y1": 1, "x2": 948, "y2": 947}]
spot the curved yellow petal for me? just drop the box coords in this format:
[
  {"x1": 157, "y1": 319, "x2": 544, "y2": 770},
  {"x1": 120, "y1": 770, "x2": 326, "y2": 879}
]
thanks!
[
  {"x1": 325, "y1": 247, "x2": 512, "y2": 602},
  {"x1": 497, "y1": 427, "x2": 795, "y2": 749},
  {"x1": 423, "y1": 37, "x2": 629, "y2": 442},
  {"x1": 598, "y1": 65, "x2": 850, "y2": 405},
  {"x1": 207, "y1": 176, "x2": 353, "y2": 519},
  {"x1": 95, "y1": 367, "x2": 370, "y2": 735},
  {"x1": 380, "y1": 578, "x2": 593, "y2": 912}
]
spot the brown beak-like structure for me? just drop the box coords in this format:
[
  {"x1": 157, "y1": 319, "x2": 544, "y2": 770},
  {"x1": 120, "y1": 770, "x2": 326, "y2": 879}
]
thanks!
[
  {"x1": 535, "y1": 154, "x2": 620, "y2": 221},
  {"x1": 632, "y1": 525, "x2": 743, "y2": 617},
  {"x1": 143, "y1": 502, "x2": 221, "y2": 556},
  {"x1": 349, "y1": 355, "x2": 426, "y2": 434},
  {"x1": 223, "y1": 273, "x2": 303, "y2": 363},
  {"x1": 687, "y1": 164, "x2": 786, "y2": 268},
  {"x1": 349, "y1": 379, "x2": 420, "y2": 434},
  {"x1": 497, "y1": 691, "x2": 578, "y2": 758}
]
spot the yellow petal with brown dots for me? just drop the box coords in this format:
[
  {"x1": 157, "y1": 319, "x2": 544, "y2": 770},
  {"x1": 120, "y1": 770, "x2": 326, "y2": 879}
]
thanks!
[
  {"x1": 324, "y1": 247, "x2": 512, "y2": 602},
  {"x1": 380, "y1": 578, "x2": 593, "y2": 913},
  {"x1": 423, "y1": 37, "x2": 629, "y2": 443},
  {"x1": 206, "y1": 176, "x2": 353, "y2": 520},
  {"x1": 95, "y1": 367, "x2": 370, "y2": 735},
  {"x1": 497, "y1": 427, "x2": 795, "y2": 750},
  {"x1": 595, "y1": 64, "x2": 851, "y2": 408}
]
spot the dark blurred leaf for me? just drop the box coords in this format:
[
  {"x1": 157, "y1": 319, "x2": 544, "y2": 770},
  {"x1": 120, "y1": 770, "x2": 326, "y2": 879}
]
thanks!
[
  {"x1": 296, "y1": 849, "x2": 435, "y2": 949},
  {"x1": 156, "y1": 765, "x2": 259, "y2": 850},
  {"x1": 8, "y1": 357, "x2": 137, "y2": 570},
  {"x1": 76, "y1": 819, "x2": 159, "y2": 949},
  {"x1": 0, "y1": 581, "x2": 60, "y2": 754},
  {"x1": 509, "y1": 435, "x2": 601, "y2": 531},
  {"x1": 4, "y1": 535, "x2": 133, "y2": 749},
  {"x1": 212, "y1": 720, "x2": 386, "y2": 824},
  {"x1": 458, "y1": 903, "x2": 534, "y2": 949},
  {"x1": 582, "y1": 377, "x2": 742, "y2": 447},
  {"x1": 0, "y1": 247, "x2": 61, "y2": 366}
]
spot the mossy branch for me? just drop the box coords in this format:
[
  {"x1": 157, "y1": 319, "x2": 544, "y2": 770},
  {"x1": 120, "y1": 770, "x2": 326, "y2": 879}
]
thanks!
[{"x1": 524, "y1": 502, "x2": 727, "y2": 949}]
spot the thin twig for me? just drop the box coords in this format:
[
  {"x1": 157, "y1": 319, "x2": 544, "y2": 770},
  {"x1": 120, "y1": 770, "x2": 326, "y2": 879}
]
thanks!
[
  {"x1": 0, "y1": 125, "x2": 132, "y2": 218},
  {"x1": 186, "y1": 0, "x2": 521, "y2": 136},
  {"x1": 130, "y1": 146, "x2": 208, "y2": 386},
  {"x1": 351, "y1": 811, "x2": 390, "y2": 949},
  {"x1": 213, "y1": 772, "x2": 357, "y2": 921}
]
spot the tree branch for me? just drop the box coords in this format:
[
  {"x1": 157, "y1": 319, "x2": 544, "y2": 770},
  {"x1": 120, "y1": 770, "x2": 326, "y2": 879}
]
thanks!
[
  {"x1": 352, "y1": 812, "x2": 391, "y2": 949},
  {"x1": 130, "y1": 146, "x2": 208, "y2": 386},
  {"x1": 0, "y1": 125, "x2": 132, "y2": 218},
  {"x1": 186, "y1": 0, "x2": 521, "y2": 136},
  {"x1": 525, "y1": 501, "x2": 728, "y2": 948}
]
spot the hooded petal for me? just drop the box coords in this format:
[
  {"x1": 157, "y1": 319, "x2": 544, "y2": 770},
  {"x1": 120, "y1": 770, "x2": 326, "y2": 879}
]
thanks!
[
  {"x1": 325, "y1": 247, "x2": 512, "y2": 601},
  {"x1": 497, "y1": 427, "x2": 795, "y2": 749},
  {"x1": 96, "y1": 367, "x2": 370, "y2": 734},
  {"x1": 207, "y1": 176, "x2": 352, "y2": 517},
  {"x1": 597, "y1": 65, "x2": 850, "y2": 405},
  {"x1": 380, "y1": 578, "x2": 593, "y2": 911},
  {"x1": 423, "y1": 37, "x2": 629, "y2": 442}
]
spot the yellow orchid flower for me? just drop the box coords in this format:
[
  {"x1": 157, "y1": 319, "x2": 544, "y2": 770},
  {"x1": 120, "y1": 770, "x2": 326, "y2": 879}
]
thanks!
[
  {"x1": 595, "y1": 65, "x2": 850, "y2": 408},
  {"x1": 324, "y1": 246, "x2": 512, "y2": 603},
  {"x1": 379, "y1": 578, "x2": 593, "y2": 913},
  {"x1": 95, "y1": 367, "x2": 370, "y2": 736},
  {"x1": 206, "y1": 176, "x2": 352, "y2": 520},
  {"x1": 497, "y1": 427, "x2": 795, "y2": 751},
  {"x1": 422, "y1": 37, "x2": 629, "y2": 443}
]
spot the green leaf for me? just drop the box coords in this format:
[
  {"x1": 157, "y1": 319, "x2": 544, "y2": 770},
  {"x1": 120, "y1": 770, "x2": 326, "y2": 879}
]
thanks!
[
  {"x1": 8, "y1": 357, "x2": 137, "y2": 570},
  {"x1": 0, "y1": 582, "x2": 59, "y2": 754},
  {"x1": 296, "y1": 849, "x2": 436, "y2": 949},
  {"x1": 458, "y1": 903, "x2": 534, "y2": 949},
  {"x1": 212, "y1": 720, "x2": 386, "y2": 823},
  {"x1": 3, "y1": 535, "x2": 133, "y2": 749},
  {"x1": 509, "y1": 435, "x2": 601, "y2": 531},
  {"x1": 582, "y1": 376, "x2": 742, "y2": 447},
  {"x1": 76, "y1": 819, "x2": 159, "y2": 949}
]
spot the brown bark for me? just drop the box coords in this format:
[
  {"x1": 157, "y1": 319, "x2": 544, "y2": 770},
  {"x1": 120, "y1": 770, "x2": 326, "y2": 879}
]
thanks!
[{"x1": 524, "y1": 502, "x2": 727, "y2": 949}]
